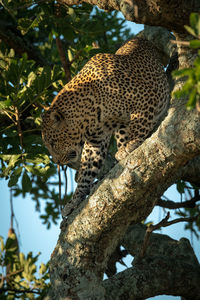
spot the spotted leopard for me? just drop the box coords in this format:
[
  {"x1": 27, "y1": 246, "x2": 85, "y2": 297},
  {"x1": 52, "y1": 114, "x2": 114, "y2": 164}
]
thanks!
[{"x1": 42, "y1": 37, "x2": 169, "y2": 217}]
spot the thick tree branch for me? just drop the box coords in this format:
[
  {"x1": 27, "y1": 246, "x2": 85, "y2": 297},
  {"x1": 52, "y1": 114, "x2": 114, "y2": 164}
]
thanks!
[
  {"x1": 137, "y1": 213, "x2": 199, "y2": 260},
  {"x1": 181, "y1": 156, "x2": 200, "y2": 187},
  {"x1": 103, "y1": 261, "x2": 200, "y2": 299},
  {"x1": 46, "y1": 22, "x2": 200, "y2": 300},
  {"x1": 105, "y1": 225, "x2": 200, "y2": 299},
  {"x1": 58, "y1": 0, "x2": 200, "y2": 33},
  {"x1": 56, "y1": 37, "x2": 71, "y2": 83},
  {"x1": 123, "y1": 224, "x2": 198, "y2": 259},
  {"x1": 157, "y1": 195, "x2": 200, "y2": 209}
]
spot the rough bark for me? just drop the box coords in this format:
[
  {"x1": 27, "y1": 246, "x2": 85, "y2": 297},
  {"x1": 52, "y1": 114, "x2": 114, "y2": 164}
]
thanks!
[
  {"x1": 182, "y1": 157, "x2": 200, "y2": 186},
  {"x1": 46, "y1": 2, "x2": 200, "y2": 299},
  {"x1": 104, "y1": 259, "x2": 200, "y2": 299},
  {"x1": 58, "y1": 0, "x2": 200, "y2": 33},
  {"x1": 103, "y1": 225, "x2": 200, "y2": 299}
]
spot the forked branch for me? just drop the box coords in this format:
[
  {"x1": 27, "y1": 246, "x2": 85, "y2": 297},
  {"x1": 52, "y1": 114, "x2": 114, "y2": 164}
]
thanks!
[{"x1": 137, "y1": 212, "x2": 199, "y2": 260}]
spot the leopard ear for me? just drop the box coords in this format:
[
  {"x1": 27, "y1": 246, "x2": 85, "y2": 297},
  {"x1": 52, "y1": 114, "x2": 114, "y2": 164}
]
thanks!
[{"x1": 50, "y1": 111, "x2": 65, "y2": 128}]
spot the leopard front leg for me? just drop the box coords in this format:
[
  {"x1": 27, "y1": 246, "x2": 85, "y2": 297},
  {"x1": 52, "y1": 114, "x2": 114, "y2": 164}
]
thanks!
[
  {"x1": 115, "y1": 124, "x2": 130, "y2": 161},
  {"x1": 62, "y1": 135, "x2": 111, "y2": 217},
  {"x1": 115, "y1": 115, "x2": 158, "y2": 161}
]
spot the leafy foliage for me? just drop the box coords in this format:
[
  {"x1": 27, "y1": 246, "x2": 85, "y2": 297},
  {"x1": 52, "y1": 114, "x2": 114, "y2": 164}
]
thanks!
[
  {"x1": 0, "y1": 0, "x2": 131, "y2": 227},
  {"x1": 174, "y1": 182, "x2": 200, "y2": 239},
  {"x1": 0, "y1": 47, "x2": 62, "y2": 226},
  {"x1": 173, "y1": 13, "x2": 200, "y2": 110},
  {"x1": 0, "y1": 232, "x2": 49, "y2": 299}
]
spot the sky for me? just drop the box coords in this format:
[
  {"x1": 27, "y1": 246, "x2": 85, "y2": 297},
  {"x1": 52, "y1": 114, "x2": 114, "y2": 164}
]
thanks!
[{"x1": 0, "y1": 19, "x2": 199, "y2": 300}]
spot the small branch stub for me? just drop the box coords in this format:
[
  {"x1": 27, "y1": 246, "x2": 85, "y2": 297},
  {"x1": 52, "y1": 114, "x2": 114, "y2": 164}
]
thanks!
[{"x1": 137, "y1": 212, "x2": 199, "y2": 261}]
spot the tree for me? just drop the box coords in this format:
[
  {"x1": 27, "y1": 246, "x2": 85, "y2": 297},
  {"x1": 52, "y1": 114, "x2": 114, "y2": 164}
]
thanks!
[{"x1": 0, "y1": 0, "x2": 200, "y2": 299}]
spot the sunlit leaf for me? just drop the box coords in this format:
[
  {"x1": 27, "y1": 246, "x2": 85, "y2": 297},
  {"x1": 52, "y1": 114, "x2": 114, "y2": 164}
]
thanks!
[
  {"x1": 186, "y1": 88, "x2": 197, "y2": 110},
  {"x1": 190, "y1": 39, "x2": 200, "y2": 49},
  {"x1": 190, "y1": 13, "x2": 200, "y2": 36}
]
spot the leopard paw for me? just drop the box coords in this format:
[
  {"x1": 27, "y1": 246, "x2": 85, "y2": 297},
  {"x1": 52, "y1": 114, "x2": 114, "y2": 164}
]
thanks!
[
  {"x1": 61, "y1": 192, "x2": 86, "y2": 217},
  {"x1": 126, "y1": 141, "x2": 140, "y2": 153},
  {"x1": 61, "y1": 201, "x2": 76, "y2": 218}
]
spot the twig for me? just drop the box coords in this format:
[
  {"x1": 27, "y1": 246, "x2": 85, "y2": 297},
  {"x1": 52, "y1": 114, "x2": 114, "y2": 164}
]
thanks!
[
  {"x1": 0, "y1": 0, "x2": 16, "y2": 21},
  {"x1": 0, "y1": 268, "x2": 24, "y2": 289},
  {"x1": 171, "y1": 40, "x2": 190, "y2": 46},
  {"x1": 69, "y1": 49, "x2": 83, "y2": 65},
  {"x1": 57, "y1": 164, "x2": 62, "y2": 214},
  {"x1": 137, "y1": 212, "x2": 199, "y2": 261},
  {"x1": 133, "y1": 4, "x2": 138, "y2": 18},
  {"x1": 0, "y1": 286, "x2": 41, "y2": 295},
  {"x1": 162, "y1": 215, "x2": 199, "y2": 227},
  {"x1": 138, "y1": 212, "x2": 170, "y2": 260},
  {"x1": 57, "y1": 166, "x2": 68, "y2": 214},
  {"x1": 32, "y1": 102, "x2": 49, "y2": 111},
  {"x1": 15, "y1": 107, "x2": 23, "y2": 153},
  {"x1": 2, "y1": 109, "x2": 17, "y2": 124},
  {"x1": 10, "y1": 189, "x2": 14, "y2": 229},
  {"x1": 156, "y1": 195, "x2": 200, "y2": 209},
  {"x1": 55, "y1": 2, "x2": 72, "y2": 83},
  {"x1": 63, "y1": 166, "x2": 68, "y2": 205},
  {"x1": 56, "y1": 36, "x2": 71, "y2": 83},
  {"x1": 0, "y1": 123, "x2": 15, "y2": 133},
  {"x1": 3, "y1": 268, "x2": 24, "y2": 281}
]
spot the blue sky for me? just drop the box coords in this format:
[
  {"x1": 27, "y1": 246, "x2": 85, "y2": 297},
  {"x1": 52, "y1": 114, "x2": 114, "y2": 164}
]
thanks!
[{"x1": 0, "y1": 20, "x2": 199, "y2": 300}]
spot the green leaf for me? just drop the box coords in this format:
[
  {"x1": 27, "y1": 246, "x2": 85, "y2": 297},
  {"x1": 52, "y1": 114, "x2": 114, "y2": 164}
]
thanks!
[
  {"x1": 190, "y1": 40, "x2": 200, "y2": 49},
  {"x1": 18, "y1": 13, "x2": 43, "y2": 35},
  {"x1": 5, "y1": 233, "x2": 18, "y2": 253},
  {"x1": 173, "y1": 68, "x2": 193, "y2": 78},
  {"x1": 0, "y1": 155, "x2": 21, "y2": 177},
  {"x1": 190, "y1": 13, "x2": 200, "y2": 36},
  {"x1": 8, "y1": 154, "x2": 21, "y2": 167},
  {"x1": 22, "y1": 171, "x2": 32, "y2": 193},
  {"x1": 0, "y1": 99, "x2": 12, "y2": 109},
  {"x1": 0, "y1": 236, "x2": 4, "y2": 252},
  {"x1": 27, "y1": 71, "x2": 37, "y2": 88},
  {"x1": 19, "y1": 252, "x2": 25, "y2": 264},
  {"x1": 197, "y1": 81, "x2": 200, "y2": 94},
  {"x1": 176, "y1": 180, "x2": 185, "y2": 194},
  {"x1": 26, "y1": 154, "x2": 51, "y2": 165},
  {"x1": 184, "y1": 25, "x2": 196, "y2": 37},
  {"x1": 39, "y1": 262, "x2": 47, "y2": 275},
  {"x1": 186, "y1": 88, "x2": 197, "y2": 109},
  {"x1": 8, "y1": 167, "x2": 23, "y2": 187}
]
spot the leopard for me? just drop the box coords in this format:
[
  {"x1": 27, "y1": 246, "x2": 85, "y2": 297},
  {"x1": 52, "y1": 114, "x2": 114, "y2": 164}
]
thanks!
[{"x1": 41, "y1": 37, "x2": 169, "y2": 217}]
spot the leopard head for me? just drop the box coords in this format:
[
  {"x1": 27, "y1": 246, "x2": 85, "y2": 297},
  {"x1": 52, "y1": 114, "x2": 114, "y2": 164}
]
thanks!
[{"x1": 41, "y1": 109, "x2": 82, "y2": 169}]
